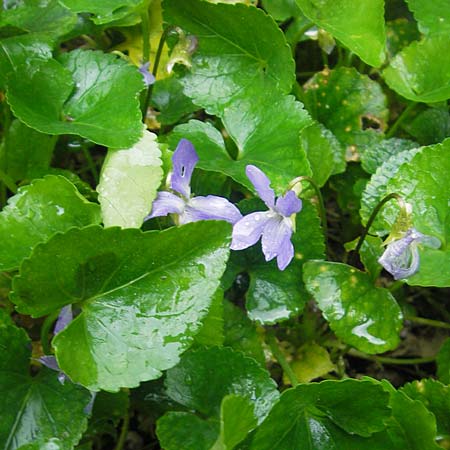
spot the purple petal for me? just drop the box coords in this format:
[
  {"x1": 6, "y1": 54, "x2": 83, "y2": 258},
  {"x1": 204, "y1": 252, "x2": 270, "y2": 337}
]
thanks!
[
  {"x1": 276, "y1": 234, "x2": 295, "y2": 270},
  {"x1": 231, "y1": 211, "x2": 272, "y2": 250},
  {"x1": 145, "y1": 191, "x2": 185, "y2": 220},
  {"x1": 245, "y1": 165, "x2": 275, "y2": 209},
  {"x1": 39, "y1": 355, "x2": 60, "y2": 371},
  {"x1": 275, "y1": 190, "x2": 302, "y2": 217},
  {"x1": 54, "y1": 305, "x2": 73, "y2": 335},
  {"x1": 182, "y1": 195, "x2": 242, "y2": 224},
  {"x1": 261, "y1": 216, "x2": 294, "y2": 266},
  {"x1": 139, "y1": 62, "x2": 155, "y2": 87},
  {"x1": 170, "y1": 139, "x2": 199, "y2": 198}
]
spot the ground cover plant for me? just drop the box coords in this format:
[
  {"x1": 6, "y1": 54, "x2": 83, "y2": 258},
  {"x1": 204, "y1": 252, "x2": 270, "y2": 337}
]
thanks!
[{"x1": 1, "y1": 0, "x2": 450, "y2": 448}]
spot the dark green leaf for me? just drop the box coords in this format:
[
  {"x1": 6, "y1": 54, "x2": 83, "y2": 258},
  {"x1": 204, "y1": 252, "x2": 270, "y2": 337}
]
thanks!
[
  {"x1": 295, "y1": 0, "x2": 386, "y2": 66},
  {"x1": 401, "y1": 379, "x2": 450, "y2": 439},
  {"x1": 6, "y1": 49, "x2": 145, "y2": 148},
  {"x1": 360, "y1": 137, "x2": 418, "y2": 174},
  {"x1": 0, "y1": 0, "x2": 77, "y2": 37},
  {"x1": 261, "y1": 0, "x2": 301, "y2": 21},
  {"x1": 437, "y1": 338, "x2": 450, "y2": 384},
  {"x1": 194, "y1": 289, "x2": 225, "y2": 347},
  {"x1": 0, "y1": 310, "x2": 91, "y2": 450},
  {"x1": 164, "y1": 0, "x2": 295, "y2": 116},
  {"x1": 303, "y1": 67, "x2": 388, "y2": 155},
  {"x1": 403, "y1": 107, "x2": 450, "y2": 145},
  {"x1": 97, "y1": 130, "x2": 163, "y2": 228},
  {"x1": 344, "y1": 235, "x2": 384, "y2": 281},
  {"x1": 303, "y1": 261, "x2": 403, "y2": 353},
  {"x1": 383, "y1": 34, "x2": 450, "y2": 103},
  {"x1": 12, "y1": 222, "x2": 232, "y2": 391},
  {"x1": 386, "y1": 18, "x2": 420, "y2": 58},
  {"x1": 251, "y1": 379, "x2": 391, "y2": 449},
  {"x1": 165, "y1": 347, "x2": 279, "y2": 422},
  {"x1": 0, "y1": 175, "x2": 101, "y2": 271}
]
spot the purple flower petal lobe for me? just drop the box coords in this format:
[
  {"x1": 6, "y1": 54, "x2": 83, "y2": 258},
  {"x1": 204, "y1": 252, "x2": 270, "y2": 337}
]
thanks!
[
  {"x1": 261, "y1": 217, "x2": 293, "y2": 267},
  {"x1": 275, "y1": 190, "x2": 302, "y2": 216},
  {"x1": 276, "y1": 234, "x2": 295, "y2": 270},
  {"x1": 139, "y1": 62, "x2": 155, "y2": 86},
  {"x1": 184, "y1": 195, "x2": 242, "y2": 224},
  {"x1": 231, "y1": 212, "x2": 272, "y2": 250},
  {"x1": 146, "y1": 191, "x2": 185, "y2": 220},
  {"x1": 171, "y1": 139, "x2": 199, "y2": 198},
  {"x1": 39, "y1": 355, "x2": 60, "y2": 371},
  {"x1": 245, "y1": 165, "x2": 275, "y2": 209},
  {"x1": 54, "y1": 305, "x2": 73, "y2": 335}
]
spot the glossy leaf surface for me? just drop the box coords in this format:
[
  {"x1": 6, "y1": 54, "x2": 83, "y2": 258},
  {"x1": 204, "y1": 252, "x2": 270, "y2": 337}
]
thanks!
[
  {"x1": 303, "y1": 261, "x2": 403, "y2": 353},
  {"x1": 12, "y1": 222, "x2": 231, "y2": 391},
  {"x1": 0, "y1": 175, "x2": 101, "y2": 271}
]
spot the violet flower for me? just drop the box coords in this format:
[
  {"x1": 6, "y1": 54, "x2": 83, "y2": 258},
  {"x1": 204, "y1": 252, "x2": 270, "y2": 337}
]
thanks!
[
  {"x1": 139, "y1": 62, "x2": 155, "y2": 87},
  {"x1": 378, "y1": 227, "x2": 440, "y2": 280},
  {"x1": 146, "y1": 139, "x2": 242, "y2": 225},
  {"x1": 231, "y1": 165, "x2": 302, "y2": 270}
]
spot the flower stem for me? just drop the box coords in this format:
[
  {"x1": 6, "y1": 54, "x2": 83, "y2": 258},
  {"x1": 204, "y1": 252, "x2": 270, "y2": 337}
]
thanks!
[
  {"x1": 0, "y1": 169, "x2": 18, "y2": 194},
  {"x1": 141, "y1": 26, "x2": 174, "y2": 120},
  {"x1": 288, "y1": 176, "x2": 327, "y2": 248},
  {"x1": 40, "y1": 310, "x2": 60, "y2": 355},
  {"x1": 266, "y1": 330, "x2": 299, "y2": 387},
  {"x1": 386, "y1": 102, "x2": 416, "y2": 139},
  {"x1": 353, "y1": 193, "x2": 405, "y2": 257},
  {"x1": 405, "y1": 315, "x2": 450, "y2": 330},
  {"x1": 141, "y1": 7, "x2": 150, "y2": 65},
  {"x1": 348, "y1": 349, "x2": 435, "y2": 365},
  {"x1": 81, "y1": 146, "x2": 99, "y2": 184},
  {"x1": 114, "y1": 409, "x2": 130, "y2": 450}
]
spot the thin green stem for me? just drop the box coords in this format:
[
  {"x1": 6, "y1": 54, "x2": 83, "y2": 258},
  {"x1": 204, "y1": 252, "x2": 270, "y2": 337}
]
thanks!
[
  {"x1": 288, "y1": 176, "x2": 327, "y2": 249},
  {"x1": 81, "y1": 146, "x2": 99, "y2": 183},
  {"x1": 348, "y1": 349, "x2": 435, "y2": 365},
  {"x1": 140, "y1": 8, "x2": 150, "y2": 65},
  {"x1": 353, "y1": 193, "x2": 405, "y2": 257},
  {"x1": 41, "y1": 310, "x2": 60, "y2": 355},
  {"x1": 266, "y1": 330, "x2": 298, "y2": 387},
  {"x1": 114, "y1": 409, "x2": 130, "y2": 450},
  {"x1": 405, "y1": 315, "x2": 450, "y2": 330},
  {"x1": 142, "y1": 26, "x2": 174, "y2": 120},
  {"x1": 386, "y1": 102, "x2": 416, "y2": 139},
  {"x1": 0, "y1": 169, "x2": 18, "y2": 194}
]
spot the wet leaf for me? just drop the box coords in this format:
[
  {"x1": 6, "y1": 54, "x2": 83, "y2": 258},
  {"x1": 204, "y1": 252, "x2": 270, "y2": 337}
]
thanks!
[
  {"x1": 11, "y1": 222, "x2": 231, "y2": 391},
  {"x1": 303, "y1": 261, "x2": 403, "y2": 353},
  {"x1": 405, "y1": 0, "x2": 450, "y2": 34}
]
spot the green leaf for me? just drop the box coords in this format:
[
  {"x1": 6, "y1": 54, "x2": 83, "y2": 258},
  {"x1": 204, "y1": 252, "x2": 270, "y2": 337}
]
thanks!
[
  {"x1": 0, "y1": 310, "x2": 91, "y2": 450},
  {"x1": 362, "y1": 139, "x2": 450, "y2": 286},
  {"x1": 401, "y1": 379, "x2": 450, "y2": 439},
  {"x1": 251, "y1": 379, "x2": 391, "y2": 449},
  {"x1": 0, "y1": 120, "x2": 56, "y2": 182},
  {"x1": 403, "y1": 107, "x2": 450, "y2": 145},
  {"x1": 222, "y1": 300, "x2": 265, "y2": 366},
  {"x1": 6, "y1": 49, "x2": 145, "y2": 148},
  {"x1": 294, "y1": 0, "x2": 386, "y2": 66},
  {"x1": 437, "y1": 338, "x2": 450, "y2": 384},
  {"x1": 59, "y1": 0, "x2": 144, "y2": 24},
  {"x1": 194, "y1": 288, "x2": 225, "y2": 347},
  {"x1": 303, "y1": 67, "x2": 388, "y2": 155},
  {"x1": 168, "y1": 91, "x2": 312, "y2": 196},
  {"x1": 165, "y1": 347, "x2": 279, "y2": 422},
  {"x1": 405, "y1": 0, "x2": 450, "y2": 34},
  {"x1": 300, "y1": 123, "x2": 346, "y2": 183},
  {"x1": 212, "y1": 395, "x2": 257, "y2": 450},
  {"x1": 383, "y1": 34, "x2": 450, "y2": 103},
  {"x1": 12, "y1": 222, "x2": 232, "y2": 391},
  {"x1": 385, "y1": 389, "x2": 441, "y2": 450},
  {"x1": 163, "y1": 0, "x2": 295, "y2": 116},
  {"x1": 0, "y1": 175, "x2": 101, "y2": 271},
  {"x1": 386, "y1": 18, "x2": 420, "y2": 58},
  {"x1": 151, "y1": 76, "x2": 198, "y2": 125},
  {"x1": 360, "y1": 138, "x2": 418, "y2": 174},
  {"x1": 261, "y1": 0, "x2": 301, "y2": 21},
  {"x1": 97, "y1": 130, "x2": 163, "y2": 228},
  {"x1": 0, "y1": 33, "x2": 53, "y2": 88},
  {"x1": 0, "y1": 0, "x2": 77, "y2": 37},
  {"x1": 303, "y1": 261, "x2": 403, "y2": 353},
  {"x1": 157, "y1": 412, "x2": 218, "y2": 450}
]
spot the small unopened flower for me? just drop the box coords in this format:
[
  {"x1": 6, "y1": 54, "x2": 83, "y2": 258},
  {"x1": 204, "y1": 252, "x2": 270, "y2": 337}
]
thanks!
[
  {"x1": 146, "y1": 139, "x2": 242, "y2": 225},
  {"x1": 231, "y1": 165, "x2": 302, "y2": 270},
  {"x1": 378, "y1": 228, "x2": 440, "y2": 280},
  {"x1": 139, "y1": 62, "x2": 156, "y2": 86}
]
